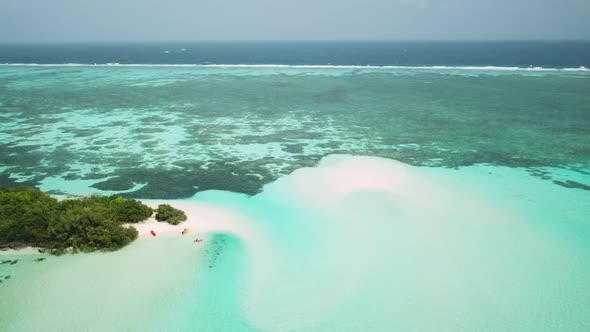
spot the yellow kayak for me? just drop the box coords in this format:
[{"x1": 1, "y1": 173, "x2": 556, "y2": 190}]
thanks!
[{"x1": 181, "y1": 229, "x2": 189, "y2": 235}]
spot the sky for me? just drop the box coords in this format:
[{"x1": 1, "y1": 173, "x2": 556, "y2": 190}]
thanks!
[{"x1": 0, "y1": 0, "x2": 589, "y2": 42}]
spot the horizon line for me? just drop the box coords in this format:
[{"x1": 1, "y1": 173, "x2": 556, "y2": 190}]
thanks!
[{"x1": 1, "y1": 38, "x2": 590, "y2": 44}]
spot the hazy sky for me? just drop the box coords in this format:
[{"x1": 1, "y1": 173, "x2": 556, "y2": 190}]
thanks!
[{"x1": 1, "y1": 0, "x2": 589, "y2": 42}]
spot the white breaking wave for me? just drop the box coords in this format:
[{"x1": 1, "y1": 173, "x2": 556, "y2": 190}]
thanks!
[{"x1": 0, "y1": 63, "x2": 588, "y2": 72}]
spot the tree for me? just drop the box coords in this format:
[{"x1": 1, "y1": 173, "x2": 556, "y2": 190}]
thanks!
[
  {"x1": 155, "y1": 204, "x2": 187, "y2": 225},
  {"x1": 0, "y1": 187, "x2": 154, "y2": 254}
]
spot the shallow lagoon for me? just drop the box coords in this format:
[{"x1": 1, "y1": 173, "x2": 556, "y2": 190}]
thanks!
[{"x1": 1, "y1": 156, "x2": 589, "y2": 331}]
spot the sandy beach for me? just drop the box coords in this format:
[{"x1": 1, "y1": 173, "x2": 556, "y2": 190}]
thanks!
[
  {"x1": 2, "y1": 155, "x2": 590, "y2": 331},
  {"x1": 130, "y1": 200, "x2": 242, "y2": 239}
]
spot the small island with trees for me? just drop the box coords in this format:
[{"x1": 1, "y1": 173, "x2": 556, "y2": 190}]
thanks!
[
  {"x1": 155, "y1": 204, "x2": 187, "y2": 225},
  {"x1": 0, "y1": 187, "x2": 187, "y2": 254}
]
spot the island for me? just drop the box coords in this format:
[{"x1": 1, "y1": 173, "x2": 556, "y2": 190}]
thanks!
[{"x1": 0, "y1": 187, "x2": 185, "y2": 254}]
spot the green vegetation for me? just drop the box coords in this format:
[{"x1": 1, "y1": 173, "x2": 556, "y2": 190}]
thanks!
[
  {"x1": 0, "y1": 187, "x2": 153, "y2": 254},
  {"x1": 155, "y1": 204, "x2": 187, "y2": 225}
]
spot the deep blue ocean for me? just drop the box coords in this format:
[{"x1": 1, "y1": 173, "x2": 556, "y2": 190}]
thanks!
[{"x1": 0, "y1": 41, "x2": 589, "y2": 67}]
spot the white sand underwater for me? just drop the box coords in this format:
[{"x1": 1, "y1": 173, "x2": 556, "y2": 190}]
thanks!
[{"x1": 1, "y1": 155, "x2": 589, "y2": 331}]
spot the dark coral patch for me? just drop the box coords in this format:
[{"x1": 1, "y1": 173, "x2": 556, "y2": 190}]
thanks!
[
  {"x1": 554, "y1": 180, "x2": 590, "y2": 191},
  {"x1": 282, "y1": 144, "x2": 305, "y2": 154},
  {"x1": 62, "y1": 128, "x2": 103, "y2": 137},
  {"x1": 91, "y1": 177, "x2": 137, "y2": 191}
]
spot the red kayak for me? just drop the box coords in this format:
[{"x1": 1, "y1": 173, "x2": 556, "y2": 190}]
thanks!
[
  {"x1": 150, "y1": 230, "x2": 156, "y2": 237},
  {"x1": 194, "y1": 239, "x2": 203, "y2": 243}
]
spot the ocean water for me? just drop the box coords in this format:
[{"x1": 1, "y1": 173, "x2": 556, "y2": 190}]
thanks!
[
  {"x1": 1, "y1": 157, "x2": 590, "y2": 331},
  {"x1": 1, "y1": 42, "x2": 590, "y2": 331},
  {"x1": 1, "y1": 64, "x2": 589, "y2": 197},
  {"x1": 2, "y1": 41, "x2": 590, "y2": 67}
]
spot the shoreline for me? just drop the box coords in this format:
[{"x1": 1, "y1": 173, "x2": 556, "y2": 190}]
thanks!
[
  {"x1": 2, "y1": 155, "x2": 590, "y2": 331},
  {"x1": 127, "y1": 199, "x2": 245, "y2": 240},
  {"x1": 0, "y1": 198, "x2": 248, "y2": 255},
  {"x1": 3, "y1": 155, "x2": 589, "y2": 257}
]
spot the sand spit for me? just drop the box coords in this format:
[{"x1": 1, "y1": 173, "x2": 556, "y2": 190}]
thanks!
[{"x1": 2, "y1": 155, "x2": 589, "y2": 332}]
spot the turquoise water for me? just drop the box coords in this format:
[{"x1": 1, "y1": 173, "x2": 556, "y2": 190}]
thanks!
[
  {"x1": 1, "y1": 156, "x2": 589, "y2": 331},
  {"x1": 1, "y1": 65, "x2": 590, "y2": 331},
  {"x1": 1, "y1": 66, "x2": 589, "y2": 197}
]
